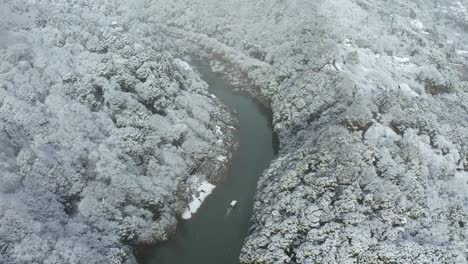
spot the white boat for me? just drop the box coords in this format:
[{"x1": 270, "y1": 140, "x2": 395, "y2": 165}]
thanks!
[{"x1": 226, "y1": 200, "x2": 238, "y2": 216}]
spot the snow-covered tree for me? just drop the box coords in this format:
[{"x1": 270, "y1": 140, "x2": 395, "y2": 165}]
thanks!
[{"x1": 0, "y1": 0, "x2": 235, "y2": 263}]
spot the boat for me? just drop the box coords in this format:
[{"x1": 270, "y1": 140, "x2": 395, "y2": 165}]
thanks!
[
  {"x1": 226, "y1": 200, "x2": 238, "y2": 216},
  {"x1": 230, "y1": 200, "x2": 237, "y2": 207}
]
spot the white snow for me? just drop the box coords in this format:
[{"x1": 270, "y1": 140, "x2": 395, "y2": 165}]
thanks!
[
  {"x1": 174, "y1": 58, "x2": 192, "y2": 71},
  {"x1": 411, "y1": 20, "x2": 424, "y2": 29},
  {"x1": 181, "y1": 209, "x2": 192, "y2": 219},
  {"x1": 334, "y1": 62, "x2": 343, "y2": 71},
  {"x1": 215, "y1": 125, "x2": 223, "y2": 135},
  {"x1": 456, "y1": 50, "x2": 468, "y2": 55},
  {"x1": 216, "y1": 155, "x2": 227, "y2": 162},
  {"x1": 449, "y1": 171, "x2": 468, "y2": 196},
  {"x1": 209, "y1": 94, "x2": 217, "y2": 99},
  {"x1": 216, "y1": 125, "x2": 224, "y2": 143},
  {"x1": 399, "y1": 83, "x2": 419, "y2": 97},
  {"x1": 364, "y1": 123, "x2": 401, "y2": 144},
  {"x1": 449, "y1": 62, "x2": 465, "y2": 67},
  {"x1": 182, "y1": 181, "x2": 216, "y2": 219},
  {"x1": 343, "y1": 38, "x2": 352, "y2": 47},
  {"x1": 215, "y1": 125, "x2": 223, "y2": 143},
  {"x1": 393, "y1": 56, "x2": 410, "y2": 63}
]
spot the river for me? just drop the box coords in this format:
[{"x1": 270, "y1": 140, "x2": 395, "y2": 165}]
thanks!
[{"x1": 137, "y1": 59, "x2": 277, "y2": 264}]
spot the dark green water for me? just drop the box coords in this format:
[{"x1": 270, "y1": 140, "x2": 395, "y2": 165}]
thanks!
[{"x1": 138, "y1": 60, "x2": 276, "y2": 264}]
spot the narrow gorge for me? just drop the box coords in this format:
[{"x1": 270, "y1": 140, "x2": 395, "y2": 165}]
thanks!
[
  {"x1": 1, "y1": 1, "x2": 468, "y2": 264},
  {"x1": 138, "y1": 58, "x2": 277, "y2": 264}
]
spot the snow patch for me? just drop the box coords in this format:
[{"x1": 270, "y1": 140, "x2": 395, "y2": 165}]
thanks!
[
  {"x1": 411, "y1": 20, "x2": 424, "y2": 29},
  {"x1": 399, "y1": 83, "x2": 419, "y2": 97},
  {"x1": 343, "y1": 38, "x2": 353, "y2": 47},
  {"x1": 215, "y1": 125, "x2": 224, "y2": 143},
  {"x1": 449, "y1": 171, "x2": 468, "y2": 196},
  {"x1": 181, "y1": 209, "x2": 192, "y2": 219},
  {"x1": 215, "y1": 125, "x2": 223, "y2": 135},
  {"x1": 174, "y1": 58, "x2": 192, "y2": 71},
  {"x1": 334, "y1": 62, "x2": 344, "y2": 71},
  {"x1": 393, "y1": 56, "x2": 410, "y2": 63},
  {"x1": 364, "y1": 123, "x2": 401, "y2": 144},
  {"x1": 216, "y1": 155, "x2": 227, "y2": 162},
  {"x1": 182, "y1": 181, "x2": 216, "y2": 219}
]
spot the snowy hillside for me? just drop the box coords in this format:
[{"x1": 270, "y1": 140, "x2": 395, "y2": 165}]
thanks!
[
  {"x1": 1, "y1": 0, "x2": 468, "y2": 263},
  {"x1": 144, "y1": 0, "x2": 468, "y2": 263},
  {"x1": 0, "y1": 1, "x2": 235, "y2": 263}
]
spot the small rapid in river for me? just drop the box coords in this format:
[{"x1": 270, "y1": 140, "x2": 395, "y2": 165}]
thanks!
[{"x1": 138, "y1": 59, "x2": 277, "y2": 264}]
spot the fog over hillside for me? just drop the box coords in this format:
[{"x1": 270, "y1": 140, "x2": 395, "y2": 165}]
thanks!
[{"x1": 1, "y1": 0, "x2": 468, "y2": 263}]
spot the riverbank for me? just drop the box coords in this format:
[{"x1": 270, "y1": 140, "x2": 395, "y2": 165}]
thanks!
[
  {"x1": 137, "y1": 57, "x2": 277, "y2": 264},
  {"x1": 0, "y1": 1, "x2": 237, "y2": 263}
]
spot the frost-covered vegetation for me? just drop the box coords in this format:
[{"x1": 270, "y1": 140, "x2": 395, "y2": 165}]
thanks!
[
  {"x1": 143, "y1": 0, "x2": 468, "y2": 263},
  {"x1": 0, "y1": 1, "x2": 236, "y2": 263},
  {"x1": 2, "y1": 0, "x2": 468, "y2": 263}
]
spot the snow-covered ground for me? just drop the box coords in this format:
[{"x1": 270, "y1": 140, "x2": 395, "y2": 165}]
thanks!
[{"x1": 182, "y1": 180, "x2": 216, "y2": 219}]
